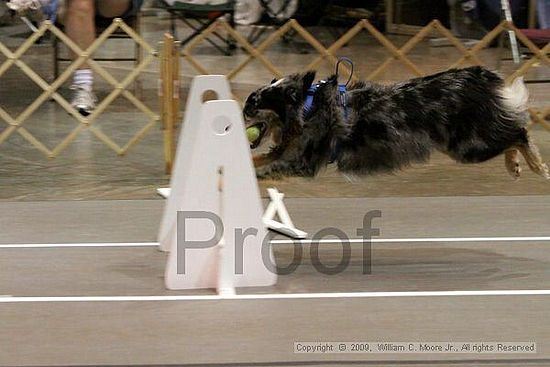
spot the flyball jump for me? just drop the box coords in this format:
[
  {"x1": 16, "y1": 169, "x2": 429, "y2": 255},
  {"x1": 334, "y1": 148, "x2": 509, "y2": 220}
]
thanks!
[{"x1": 159, "y1": 75, "x2": 283, "y2": 293}]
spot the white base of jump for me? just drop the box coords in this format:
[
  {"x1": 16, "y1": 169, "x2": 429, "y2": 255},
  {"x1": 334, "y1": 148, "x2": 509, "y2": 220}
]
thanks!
[
  {"x1": 156, "y1": 188, "x2": 171, "y2": 198},
  {"x1": 262, "y1": 188, "x2": 307, "y2": 239},
  {"x1": 157, "y1": 187, "x2": 308, "y2": 239}
]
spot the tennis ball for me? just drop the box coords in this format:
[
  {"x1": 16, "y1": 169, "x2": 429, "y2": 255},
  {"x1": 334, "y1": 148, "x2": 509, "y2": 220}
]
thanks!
[{"x1": 246, "y1": 126, "x2": 261, "y2": 143}]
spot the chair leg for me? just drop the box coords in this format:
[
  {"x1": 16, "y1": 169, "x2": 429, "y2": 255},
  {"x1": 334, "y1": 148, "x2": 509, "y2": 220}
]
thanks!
[
  {"x1": 134, "y1": 42, "x2": 142, "y2": 98},
  {"x1": 170, "y1": 12, "x2": 177, "y2": 38},
  {"x1": 179, "y1": 17, "x2": 230, "y2": 55},
  {"x1": 51, "y1": 36, "x2": 60, "y2": 102},
  {"x1": 496, "y1": 32, "x2": 505, "y2": 71},
  {"x1": 134, "y1": 14, "x2": 143, "y2": 98},
  {"x1": 248, "y1": 26, "x2": 267, "y2": 45},
  {"x1": 227, "y1": 10, "x2": 236, "y2": 54},
  {"x1": 53, "y1": 36, "x2": 60, "y2": 82}
]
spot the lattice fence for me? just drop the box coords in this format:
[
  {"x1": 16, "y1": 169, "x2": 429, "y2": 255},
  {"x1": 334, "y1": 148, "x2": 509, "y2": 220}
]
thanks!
[
  {"x1": 180, "y1": 18, "x2": 550, "y2": 131},
  {"x1": 1, "y1": 16, "x2": 549, "y2": 170},
  {"x1": 0, "y1": 18, "x2": 159, "y2": 158}
]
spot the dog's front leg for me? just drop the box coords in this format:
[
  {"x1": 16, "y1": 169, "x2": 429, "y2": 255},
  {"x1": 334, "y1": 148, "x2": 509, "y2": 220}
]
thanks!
[
  {"x1": 253, "y1": 153, "x2": 277, "y2": 168},
  {"x1": 255, "y1": 158, "x2": 292, "y2": 179},
  {"x1": 252, "y1": 153, "x2": 281, "y2": 179},
  {"x1": 257, "y1": 163, "x2": 289, "y2": 179}
]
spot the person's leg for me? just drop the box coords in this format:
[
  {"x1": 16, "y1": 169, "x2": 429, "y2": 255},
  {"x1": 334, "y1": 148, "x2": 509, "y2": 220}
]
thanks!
[
  {"x1": 65, "y1": 0, "x2": 97, "y2": 115},
  {"x1": 96, "y1": 0, "x2": 132, "y2": 18},
  {"x1": 66, "y1": 0, "x2": 95, "y2": 62}
]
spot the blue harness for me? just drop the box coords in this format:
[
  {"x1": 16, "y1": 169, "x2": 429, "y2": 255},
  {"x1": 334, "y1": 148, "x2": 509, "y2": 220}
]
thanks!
[
  {"x1": 303, "y1": 82, "x2": 349, "y2": 121},
  {"x1": 302, "y1": 58, "x2": 354, "y2": 162},
  {"x1": 303, "y1": 57, "x2": 353, "y2": 121}
]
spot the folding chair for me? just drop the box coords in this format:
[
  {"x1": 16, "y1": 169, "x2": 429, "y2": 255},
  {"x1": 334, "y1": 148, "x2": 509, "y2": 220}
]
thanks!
[
  {"x1": 520, "y1": 28, "x2": 550, "y2": 48},
  {"x1": 245, "y1": 0, "x2": 298, "y2": 45},
  {"x1": 160, "y1": 0, "x2": 236, "y2": 55},
  {"x1": 516, "y1": 28, "x2": 550, "y2": 84}
]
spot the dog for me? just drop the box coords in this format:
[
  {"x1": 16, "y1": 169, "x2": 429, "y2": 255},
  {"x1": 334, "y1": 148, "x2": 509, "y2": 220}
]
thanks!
[{"x1": 243, "y1": 66, "x2": 549, "y2": 180}]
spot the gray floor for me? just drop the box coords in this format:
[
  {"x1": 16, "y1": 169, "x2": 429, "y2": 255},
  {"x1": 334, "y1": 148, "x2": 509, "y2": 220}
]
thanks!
[
  {"x1": 1, "y1": 197, "x2": 550, "y2": 366},
  {"x1": 3, "y1": 297, "x2": 550, "y2": 366}
]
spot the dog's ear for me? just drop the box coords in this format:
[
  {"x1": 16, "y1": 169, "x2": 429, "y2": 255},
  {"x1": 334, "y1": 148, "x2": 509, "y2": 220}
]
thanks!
[
  {"x1": 287, "y1": 71, "x2": 316, "y2": 103},
  {"x1": 301, "y1": 71, "x2": 316, "y2": 95}
]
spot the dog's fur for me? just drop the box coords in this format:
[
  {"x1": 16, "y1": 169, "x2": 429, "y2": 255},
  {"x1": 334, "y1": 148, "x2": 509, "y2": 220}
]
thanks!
[{"x1": 243, "y1": 66, "x2": 549, "y2": 180}]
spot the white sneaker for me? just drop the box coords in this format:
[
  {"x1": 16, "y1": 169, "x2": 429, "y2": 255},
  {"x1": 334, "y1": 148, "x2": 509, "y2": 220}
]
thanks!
[
  {"x1": 70, "y1": 85, "x2": 97, "y2": 116},
  {"x1": 6, "y1": 0, "x2": 57, "y2": 21},
  {"x1": 6, "y1": 0, "x2": 43, "y2": 12}
]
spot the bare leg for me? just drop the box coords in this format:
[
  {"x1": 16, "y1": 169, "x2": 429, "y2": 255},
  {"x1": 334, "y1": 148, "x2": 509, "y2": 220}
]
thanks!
[
  {"x1": 66, "y1": 0, "x2": 95, "y2": 66},
  {"x1": 66, "y1": 0, "x2": 132, "y2": 64},
  {"x1": 65, "y1": 0, "x2": 132, "y2": 114},
  {"x1": 517, "y1": 137, "x2": 550, "y2": 179},
  {"x1": 505, "y1": 149, "x2": 521, "y2": 179},
  {"x1": 96, "y1": 0, "x2": 132, "y2": 18}
]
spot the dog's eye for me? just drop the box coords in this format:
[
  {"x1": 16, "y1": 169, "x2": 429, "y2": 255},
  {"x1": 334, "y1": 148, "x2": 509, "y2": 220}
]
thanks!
[
  {"x1": 244, "y1": 93, "x2": 258, "y2": 107},
  {"x1": 243, "y1": 103, "x2": 257, "y2": 117},
  {"x1": 270, "y1": 78, "x2": 278, "y2": 84},
  {"x1": 250, "y1": 92, "x2": 260, "y2": 102}
]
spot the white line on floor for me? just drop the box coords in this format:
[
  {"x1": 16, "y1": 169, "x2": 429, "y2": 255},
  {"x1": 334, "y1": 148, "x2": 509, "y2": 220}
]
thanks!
[
  {"x1": 1, "y1": 236, "x2": 550, "y2": 249},
  {"x1": 1, "y1": 290, "x2": 550, "y2": 303},
  {"x1": 0, "y1": 242, "x2": 157, "y2": 249},
  {"x1": 270, "y1": 236, "x2": 550, "y2": 244}
]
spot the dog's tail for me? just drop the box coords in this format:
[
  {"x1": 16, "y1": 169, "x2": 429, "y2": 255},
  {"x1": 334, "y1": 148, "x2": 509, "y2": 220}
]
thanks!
[{"x1": 500, "y1": 76, "x2": 529, "y2": 115}]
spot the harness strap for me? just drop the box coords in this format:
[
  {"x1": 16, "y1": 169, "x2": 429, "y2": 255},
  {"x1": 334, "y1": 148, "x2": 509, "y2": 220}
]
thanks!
[
  {"x1": 302, "y1": 58, "x2": 354, "y2": 163},
  {"x1": 303, "y1": 57, "x2": 353, "y2": 120},
  {"x1": 302, "y1": 82, "x2": 348, "y2": 120},
  {"x1": 302, "y1": 82, "x2": 348, "y2": 163}
]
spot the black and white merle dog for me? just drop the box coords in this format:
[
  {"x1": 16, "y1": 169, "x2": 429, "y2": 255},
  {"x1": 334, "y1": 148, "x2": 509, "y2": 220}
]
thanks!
[{"x1": 243, "y1": 66, "x2": 549, "y2": 180}]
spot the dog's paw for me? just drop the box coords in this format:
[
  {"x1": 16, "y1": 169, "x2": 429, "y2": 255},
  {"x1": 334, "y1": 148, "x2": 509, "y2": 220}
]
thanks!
[{"x1": 506, "y1": 162, "x2": 522, "y2": 180}]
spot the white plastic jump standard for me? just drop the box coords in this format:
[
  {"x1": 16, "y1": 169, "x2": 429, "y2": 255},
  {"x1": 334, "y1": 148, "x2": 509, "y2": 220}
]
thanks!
[
  {"x1": 159, "y1": 75, "x2": 232, "y2": 253},
  {"x1": 160, "y1": 75, "x2": 277, "y2": 292},
  {"x1": 263, "y1": 188, "x2": 307, "y2": 239}
]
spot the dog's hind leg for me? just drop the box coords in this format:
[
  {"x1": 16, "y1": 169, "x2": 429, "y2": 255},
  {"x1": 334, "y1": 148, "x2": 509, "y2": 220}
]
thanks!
[
  {"x1": 505, "y1": 149, "x2": 522, "y2": 179},
  {"x1": 517, "y1": 138, "x2": 550, "y2": 179}
]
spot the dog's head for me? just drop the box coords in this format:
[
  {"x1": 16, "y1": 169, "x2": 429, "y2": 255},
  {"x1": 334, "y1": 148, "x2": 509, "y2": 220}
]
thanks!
[{"x1": 243, "y1": 71, "x2": 316, "y2": 153}]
